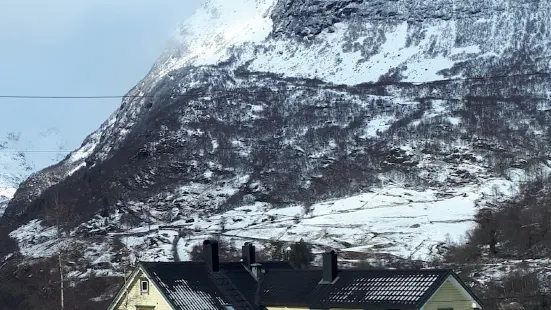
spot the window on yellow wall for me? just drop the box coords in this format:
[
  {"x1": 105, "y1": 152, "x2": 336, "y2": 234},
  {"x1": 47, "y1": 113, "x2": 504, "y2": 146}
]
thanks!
[{"x1": 140, "y1": 278, "x2": 149, "y2": 295}]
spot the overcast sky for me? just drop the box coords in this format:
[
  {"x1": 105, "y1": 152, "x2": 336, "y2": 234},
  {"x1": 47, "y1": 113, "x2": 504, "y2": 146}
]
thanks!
[{"x1": 0, "y1": 0, "x2": 201, "y2": 150}]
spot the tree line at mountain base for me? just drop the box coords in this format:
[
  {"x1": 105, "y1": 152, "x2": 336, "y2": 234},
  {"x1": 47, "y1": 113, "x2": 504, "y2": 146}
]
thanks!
[
  {"x1": 3, "y1": 174, "x2": 551, "y2": 309},
  {"x1": 441, "y1": 174, "x2": 551, "y2": 310}
]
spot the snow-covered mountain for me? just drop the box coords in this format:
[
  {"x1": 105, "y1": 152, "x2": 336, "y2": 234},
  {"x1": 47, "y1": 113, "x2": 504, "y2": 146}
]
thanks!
[
  {"x1": 0, "y1": 188, "x2": 14, "y2": 217},
  {"x1": 2, "y1": 0, "x2": 551, "y2": 307},
  {"x1": 0, "y1": 129, "x2": 69, "y2": 216}
]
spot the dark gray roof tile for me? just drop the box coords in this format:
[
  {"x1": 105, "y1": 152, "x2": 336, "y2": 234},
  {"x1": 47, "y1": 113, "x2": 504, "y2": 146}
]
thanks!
[
  {"x1": 259, "y1": 268, "x2": 453, "y2": 309},
  {"x1": 140, "y1": 261, "x2": 294, "y2": 310}
]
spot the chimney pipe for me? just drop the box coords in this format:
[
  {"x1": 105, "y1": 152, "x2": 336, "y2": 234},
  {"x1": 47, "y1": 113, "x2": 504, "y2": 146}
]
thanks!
[
  {"x1": 203, "y1": 240, "x2": 219, "y2": 272},
  {"x1": 242, "y1": 242, "x2": 256, "y2": 269},
  {"x1": 250, "y1": 263, "x2": 265, "y2": 280},
  {"x1": 322, "y1": 250, "x2": 338, "y2": 284}
]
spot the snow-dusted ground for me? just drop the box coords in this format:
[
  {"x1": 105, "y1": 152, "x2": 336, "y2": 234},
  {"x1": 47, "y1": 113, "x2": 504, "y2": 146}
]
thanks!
[
  {"x1": 249, "y1": 21, "x2": 468, "y2": 84},
  {"x1": 8, "y1": 171, "x2": 524, "y2": 279},
  {"x1": 168, "y1": 177, "x2": 518, "y2": 260},
  {"x1": 156, "y1": 0, "x2": 276, "y2": 77}
]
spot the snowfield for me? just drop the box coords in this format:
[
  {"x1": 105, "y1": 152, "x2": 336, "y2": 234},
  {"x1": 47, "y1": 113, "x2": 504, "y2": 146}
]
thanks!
[
  {"x1": 156, "y1": 0, "x2": 277, "y2": 77},
  {"x1": 9, "y1": 171, "x2": 523, "y2": 278},
  {"x1": 249, "y1": 21, "x2": 467, "y2": 84}
]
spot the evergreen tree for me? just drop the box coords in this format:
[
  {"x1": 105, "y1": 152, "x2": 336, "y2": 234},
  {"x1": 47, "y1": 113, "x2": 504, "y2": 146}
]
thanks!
[{"x1": 288, "y1": 239, "x2": 314, "y2": 269}]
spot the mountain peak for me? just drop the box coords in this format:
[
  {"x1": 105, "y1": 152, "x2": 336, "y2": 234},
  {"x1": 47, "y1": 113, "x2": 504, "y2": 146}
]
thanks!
[{"x1": 154, "y1": 0, "x2": 276, "y2": 77}]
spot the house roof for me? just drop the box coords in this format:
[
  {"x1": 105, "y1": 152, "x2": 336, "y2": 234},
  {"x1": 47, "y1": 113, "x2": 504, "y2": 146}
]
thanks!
[
  {"x1": 257, "y1": 268, "x2": 473, "y2": 309},
  {"x1": 139, "y1": 261, "x2": 293, "y2": 310}
]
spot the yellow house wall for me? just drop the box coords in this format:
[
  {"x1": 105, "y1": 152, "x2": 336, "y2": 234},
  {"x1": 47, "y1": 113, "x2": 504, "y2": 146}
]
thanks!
[
  {"x1": 114, "y1": 270, "x2": 173, "y2": 310},
  {"x1": 423, "y1": 280, "x2": 475, "y2": 310}
]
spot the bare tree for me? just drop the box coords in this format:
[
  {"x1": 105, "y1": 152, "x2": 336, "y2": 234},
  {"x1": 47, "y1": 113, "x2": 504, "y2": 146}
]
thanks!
[
  {"x1": 113, "y1": 234, "x2": 141, "y2": 310},
  {"x1": 46, "y1": 191, "x2": 74, "y2": 310}
]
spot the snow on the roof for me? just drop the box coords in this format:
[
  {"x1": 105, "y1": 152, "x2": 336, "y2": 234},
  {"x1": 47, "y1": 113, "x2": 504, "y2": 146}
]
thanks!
[
  {"x1": 332, "y1": 274, "x2": 440, "y2": 304},
  {"x1": 150, "y1": 270, "x2": 226, "y2": 310}
]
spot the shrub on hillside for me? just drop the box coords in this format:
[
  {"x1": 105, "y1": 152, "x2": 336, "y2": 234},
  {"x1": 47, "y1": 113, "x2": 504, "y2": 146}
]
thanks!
[{"x1": 445, "y1": 175, "x2": 551, "y2": 262}]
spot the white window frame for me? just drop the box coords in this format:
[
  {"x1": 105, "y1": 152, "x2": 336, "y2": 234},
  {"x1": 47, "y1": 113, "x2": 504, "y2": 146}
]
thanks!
[{"x1": 140, "y1": 278, "x2": 149, "y2": 295}]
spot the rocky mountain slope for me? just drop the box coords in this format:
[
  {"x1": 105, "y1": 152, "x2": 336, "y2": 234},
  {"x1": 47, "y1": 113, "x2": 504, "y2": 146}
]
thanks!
[{"x1": 2, "y1": 0, "x2": 551, "y2": 308}]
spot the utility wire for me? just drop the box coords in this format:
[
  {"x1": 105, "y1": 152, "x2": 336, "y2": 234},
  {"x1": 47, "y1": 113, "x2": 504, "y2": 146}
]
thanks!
[
  {"x1": 0, "y1": 69, "x2": 548, "y2": 154},
  {"x1": 0, "y1": 145, "x2": 303, "y2": 153},
  {"x1": 0, "y1": 150, "x2": 72, "y2": 153},
  {"x1": 0, "y1": 70, "x2": 549, "y2": 100}
]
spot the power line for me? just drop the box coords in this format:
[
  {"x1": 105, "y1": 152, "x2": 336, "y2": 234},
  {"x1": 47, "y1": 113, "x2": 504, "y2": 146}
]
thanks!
[
  {"x1": 0, "y1": 93, "x2": 217, "y2": 100},
  {"x1": 0, "y1": 144, "x2": 303, "y2": 154},
  {"x1": 0, "y1": 70, "x2": 549, "y2": 100},
  {"x1": 0, "y1": 95, "x2": 135, "y2": 99},
  {"x1": 0, "y1": 69, "x2": 548, "y2": 155},
  {"x1": 0, "y1": 150, "x2": 71, "y2": 153}
]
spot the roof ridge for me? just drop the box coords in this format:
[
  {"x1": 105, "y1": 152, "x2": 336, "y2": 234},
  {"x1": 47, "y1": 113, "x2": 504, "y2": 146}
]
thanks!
[
  {"x1": 259, "y1": 267, "x2": 455, "y2": 309},
  {"x1": 139, "y1": 261, "x2": 205, "y2": 264},
  {"x1": 264, "y1": 268, "x2": 452, "y2": 273}
]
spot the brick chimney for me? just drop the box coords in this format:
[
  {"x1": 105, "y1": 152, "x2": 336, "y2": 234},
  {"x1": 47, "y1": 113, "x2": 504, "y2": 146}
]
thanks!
[
  {"x1": 321, "y1": 250, "x2": 338, "y2": 284},
  {"x1": 203, "y1": 239, "x2": 219, "y2": 272},
  {"x1": 242, "y1": 242, "x2": 256, "y2": 269}
]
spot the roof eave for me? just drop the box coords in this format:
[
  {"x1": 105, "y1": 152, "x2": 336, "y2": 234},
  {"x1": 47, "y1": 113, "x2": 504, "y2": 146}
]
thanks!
[
  {"x1": 450, "y1": 271, "x2": 484, "y2": 308},
  {"x1": 260, "y1": 300, "x2": 417, "y2": 310},
  {"x1": 414, "y1": 269, "x2": 453, "y2": 309},
  {"x1": 106, "y1": 265, "x2": 144, "y2": 310},
  {"x1": 138, "y1": 263, "x2": 179, "y2": 310},
  {"x1": 417, "y1": 270, "x2": 483, "y2": 309}
]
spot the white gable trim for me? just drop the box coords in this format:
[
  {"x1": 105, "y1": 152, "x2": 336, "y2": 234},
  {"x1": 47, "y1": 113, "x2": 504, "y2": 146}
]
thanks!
[
  {"x1": 106, "y1": 265, "x2": 176, "y2": 310},
  {"x1": 140, "y1": 266, "x2": 178, "y2": 310},
  {"x1": 107, "y1": 266, "x2": 142, "y2": 310},
  {"x1": 419, "y1": 275, "x2": 482, "y2": 310}
]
